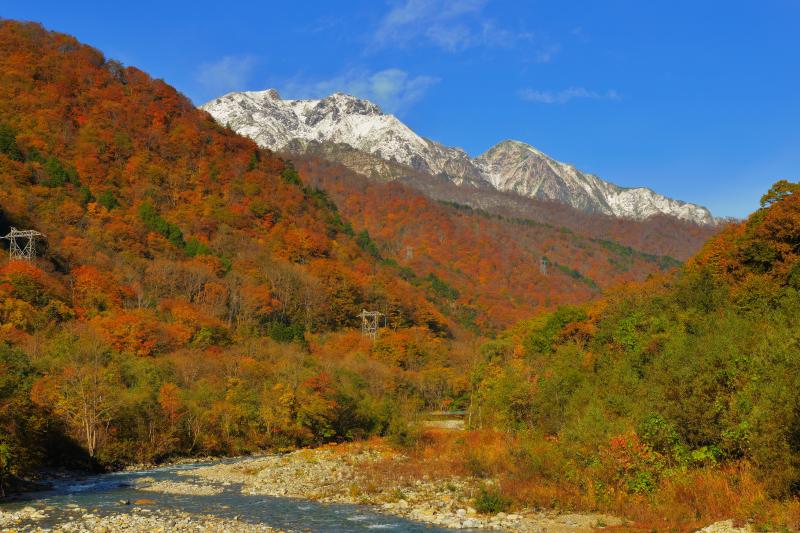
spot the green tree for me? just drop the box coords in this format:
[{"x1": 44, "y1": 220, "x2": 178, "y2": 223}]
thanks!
[
  {"x1": 0, "y1": 124, "x2": 23, "y2": 161},
  {"x1": 39, "y1": 328, "x2": 120, "y2": 458},
  {"x1": 760, "y1": 179, "x2": 800, "y2": 208},
  {"x1": 97, "y1": 190, "x2": 119, "y2": 210},
  {"x1": 138, "y1": 202, "x2": 185, "y2": 248}
]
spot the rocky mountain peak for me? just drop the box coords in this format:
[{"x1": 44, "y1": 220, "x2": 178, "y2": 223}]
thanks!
[
  {"x1": 264, "y1": 88, "x2": 282, "y2": 100},
  {"x1": 324, "y1": 92, "x2": 382, "y2": 114},
  {"x1": 200, "y1": 90, "x2": 715, "y2": 225},
  {"x1": 306, "y1": 92, "x2": 383, "y2": 126}
]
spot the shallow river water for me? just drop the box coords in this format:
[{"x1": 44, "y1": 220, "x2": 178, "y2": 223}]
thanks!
[{"x1": 1, "y1": 459, "x2": 476, "y2": 532}]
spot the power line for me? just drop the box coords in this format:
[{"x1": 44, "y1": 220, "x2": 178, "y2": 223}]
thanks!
[{"x1": 1, "y1": 227, "x2": 45, "y2": 261}]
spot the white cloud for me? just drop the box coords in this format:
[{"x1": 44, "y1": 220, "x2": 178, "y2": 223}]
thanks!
[
  {"x1": 425, "y1": 23, "x2": 474, "y2": 52},
  {"x1": 532, "y1": 44, "x2": 561, "y2": 64},
  {"x1": 373, "y1": 0, "x2": 531, "y2": 52},
  {"x1": 281, "y1": 68, "x2": 439, "y2": 115},
  {"x1": 195, "y1": 55, "x2": 257, "y2": 95},
  {"x1": 519, "y1": 87, "x2": 620, "y2": 104}
]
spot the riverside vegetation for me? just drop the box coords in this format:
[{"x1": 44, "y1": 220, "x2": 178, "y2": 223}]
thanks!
[
  {"x1": 183, "y1": 440, "x2": 623, "y2": 531},
  {"x1": 1, "y1": 19, "x2": 800, "y2": 532}
]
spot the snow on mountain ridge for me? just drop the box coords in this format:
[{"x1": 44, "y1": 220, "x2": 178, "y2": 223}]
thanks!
[
  {"x1": 201, "y1": 90, "x2": 714, "y2": 224},
  {"x1": 476, "y1": 140, "x2": 713, "y2": 223},
  {"x1": 205, "y1": 89, "x2": 480, "y2": 182}
]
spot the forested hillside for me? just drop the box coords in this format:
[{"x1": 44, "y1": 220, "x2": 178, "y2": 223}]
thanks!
[
  {"x1": 447, "y1": 179, "x2": 800, "y2": 529},
  {"x1": 285, "y1": 139, "x2": 721, "y2": 261},
  {"x1": 0, "y1": 20, "x2": 457, "y2": 330},
  {"x1": 400, "y1": 171, "x2": 721, "y2": 261},
  {"x1": 0, "y1": 20, "x2": 474, "y2": 489},
  {"x1": 298, "y1": 156, "x2": 685, "y2": 329}
]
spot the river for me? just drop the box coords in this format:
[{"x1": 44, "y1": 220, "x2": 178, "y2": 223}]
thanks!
[{"x1": 0, "y1": 458, "x2": 479, "y2": 532}]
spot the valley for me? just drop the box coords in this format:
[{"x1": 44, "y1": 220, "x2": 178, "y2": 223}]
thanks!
[{"x1": 0, "y1": 15, "x2": 798, "y2": 533}]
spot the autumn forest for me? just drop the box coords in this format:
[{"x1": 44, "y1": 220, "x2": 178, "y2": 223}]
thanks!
[{"x1": 2, "y1": 19, "x2": 800, "y2": 531}]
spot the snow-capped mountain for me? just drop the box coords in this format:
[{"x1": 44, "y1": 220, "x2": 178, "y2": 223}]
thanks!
[
  {"x1": 202, "y1": 89, "x2": 485, "y2": 186},
  {"x1": 201, "y1": 89, "x2": 714, "y2": 224},
  {"x1": 475, "y1": 141, "x2": 714, "y2": 222}
]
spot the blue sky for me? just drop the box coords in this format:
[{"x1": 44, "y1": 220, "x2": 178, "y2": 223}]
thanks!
[{"x1": 4, "y1": 1, "x2": 800, "y2": 218}]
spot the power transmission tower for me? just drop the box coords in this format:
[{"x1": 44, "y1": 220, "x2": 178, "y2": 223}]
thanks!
[
  {"x1": 359, "y1": 309, "x2": 384, "y2": 340},
  {"x1": 540, "y1": 256, "x2": 548, "y2": 275},
  {"x1": 1, "y1": 227, "x2": 45, "y2": 261}
]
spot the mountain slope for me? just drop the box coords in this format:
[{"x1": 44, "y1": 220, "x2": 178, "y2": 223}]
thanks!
[
  {"x1": 0, "y1": 19, "x2": 475, "y2": 480},
  {"x1": 476, "y1": 140, "x2": 713, "y2": 222},
  {"x1": 281, "y1": 140, "x2": 720, "y2": 261},
  {"x1": 0, "y1": 20, "x2": 699, "y2": 343},
  {"x1": 463, "y1": 180, "x2": 800, "y2": 520},
  {"x1": 0, "y1": 20, "x2": 451, "y2": 339},
  {"x1": 398, "y1": 171, "x2": 721, "y2": 261},
  {"x1": 204, "y1": 90, "x2": 486, "y2": 186},
  {"x1": 295, "y1": 154, "x2": 686, "y2": 329},
  {"x1": 202, "y1": 90, "x2": 714, "y2": 224}
]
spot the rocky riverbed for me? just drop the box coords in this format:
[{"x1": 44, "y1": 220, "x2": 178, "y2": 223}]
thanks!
[
  {"x1": 0, "y1": 443, "x2": 759, "y2": 532},
  {"x1": 0, "y1": 504, "x2": 283, "y2": 532},
  {"x1": 698, "y1": 521, "x2": 753, "y2": 533},
  {"x1": 133, "y1": 478, "x2": 225, "y2": 496},
  {"x1": 0, "y1": 453, "x2": 468, "y2": 533},
  {"x1": 186, "y1": 443, "x2": 622, "y2": 532}
]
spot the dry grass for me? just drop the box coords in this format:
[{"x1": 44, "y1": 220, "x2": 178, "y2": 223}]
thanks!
[
  {"x1": 361, "y1": 429, "x2": 800, "y2": 532},
  {"x1": 626, "y1": 466, "x2": 800, "y2": 532}
]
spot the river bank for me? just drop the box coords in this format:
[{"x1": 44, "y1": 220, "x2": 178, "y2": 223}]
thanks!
[
  {"x1": 0, "y1": 504, "x2": 284, "y2": 532},
  {"x1": 0, "y1": 454, "x2": 471, "y2": 533},
  {"x1": 0, "y1": 440, "x2": 758, "y2": 532},
  {"x1": 185, "y1": 441, "x2": 623, "y2": 532}
]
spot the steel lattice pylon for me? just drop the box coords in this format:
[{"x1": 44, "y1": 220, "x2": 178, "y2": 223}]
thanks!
[
  {"x1": 1, "y1": 227, "x2": 45, "y2": 261},
  {"x1": 358, "y1": 309, "x2": 384, "y2": 340}
]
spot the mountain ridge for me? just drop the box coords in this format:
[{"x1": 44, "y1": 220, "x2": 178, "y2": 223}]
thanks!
[{"x1": 201, "y1": 89, "x2": 715, "y2": 224}]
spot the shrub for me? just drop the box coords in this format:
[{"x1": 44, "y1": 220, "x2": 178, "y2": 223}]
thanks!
[
  {"x1": 474, "y1": 485, "x2": 511, "y2": 514},
  {"x1": 386, "y1": 416, "x2": 421, "y2": 449},
  {"x1": 601, "y1": 432, "x2": 665, "y2": 495}
]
